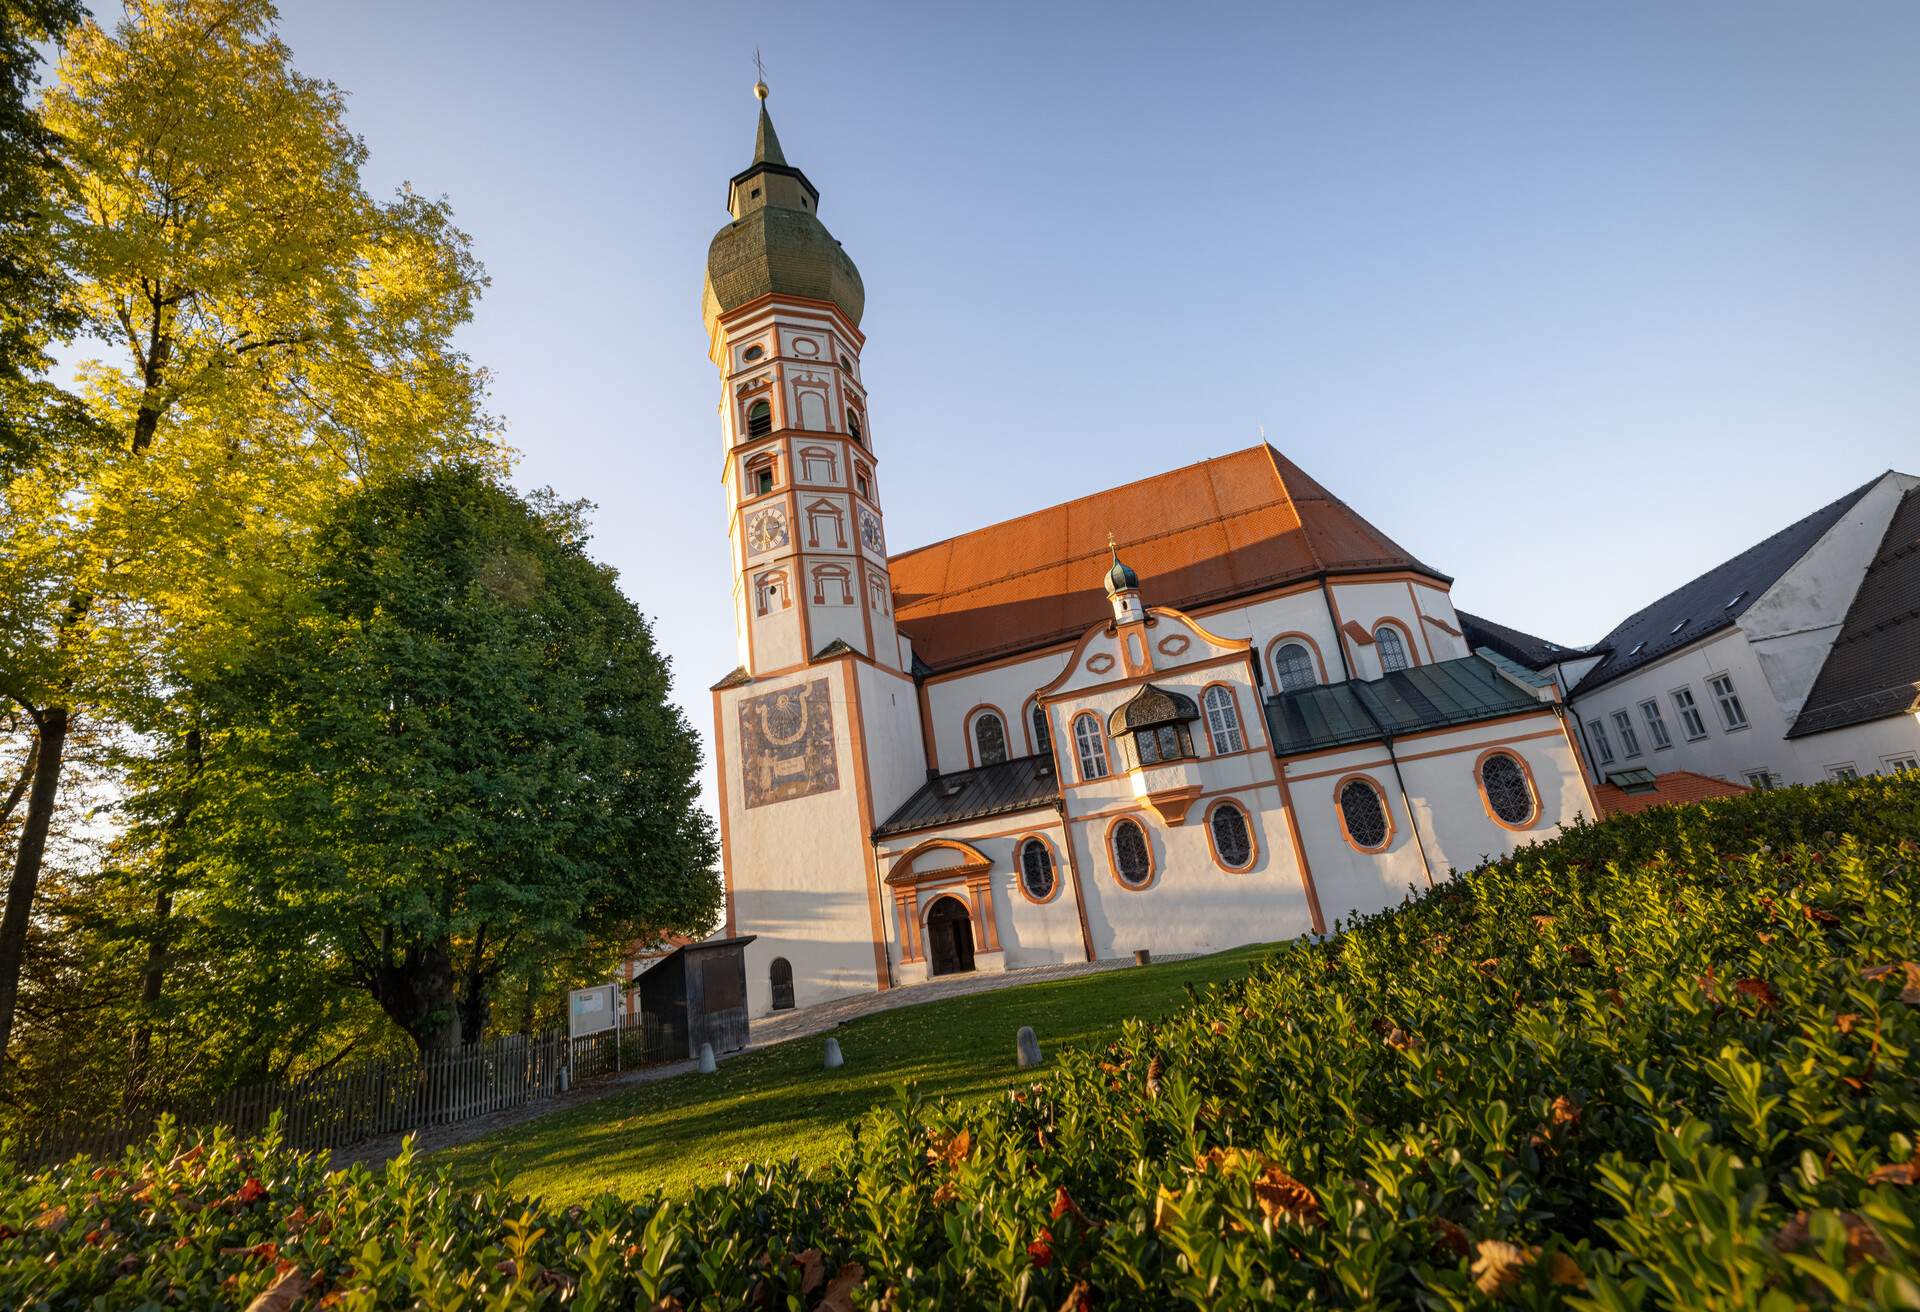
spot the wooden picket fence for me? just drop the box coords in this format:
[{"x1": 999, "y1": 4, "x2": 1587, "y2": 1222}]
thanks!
[{"x1": 11, "y1": 1012, "x2": 653, "y2": 1171}]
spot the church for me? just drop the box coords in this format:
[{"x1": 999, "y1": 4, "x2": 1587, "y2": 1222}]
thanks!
[{"x1": 702, "y1": 86, "x2": 1597, "y2": 1017}]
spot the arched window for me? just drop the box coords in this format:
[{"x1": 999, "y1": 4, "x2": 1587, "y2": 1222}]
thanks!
[
  {"x1": 1109, "y1": 818, "x2": 1153, "y2": 888},
  {"x1": 745, "y1": 399, "x2": 772, "y2": 438},
  {"x1": 971, "y1": 711, "x2": 1008, "y2": 767},
  {"x1": 1208, "y1": 801, "x2": 1254, "y2": 871},
  {"x1": 1272, "y1": 641, "x2": 1318, "y2": 692},
  {"x1": 1202, "y1": 686, "x2": 1243, "y2": 754},
  {"x1": 1027, "y1": 700, "x2": 1051, "y2": 756},
  {"x1": 1073, "y1": 713, "x2": 1109, "y2": 781},
  {"x1": 1018, "y1": 838, "x2": 1056, "y2": 901},
  {"x1": 1375, "y1": 625, "x2": 1410, "y2": 674},
  {"x1": 847, "y1": 408, "x2": 864, "y2": 444},
  {"x1": 1338, "y1": 777, "x2": 1391, "y2": 852},
  {"x1": 1478, "y1": 751, "x2": 1538, "y2": 827},
  {"x1": 769, "y1": 957, "x2": 794, "y2": 1010}
]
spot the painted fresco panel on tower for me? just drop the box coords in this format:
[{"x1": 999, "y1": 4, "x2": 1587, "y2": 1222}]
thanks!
[{"x1": 739, "y1": 677, "x2": 840, "y2": 808}]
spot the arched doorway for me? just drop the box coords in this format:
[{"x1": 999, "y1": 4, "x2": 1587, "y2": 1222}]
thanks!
[
  {"x1": 924, "y1": 896, "x2": 976, "y2": 977},
  {"x1": 769, "y1": 957, "x2": 794, "y2": 1011}
]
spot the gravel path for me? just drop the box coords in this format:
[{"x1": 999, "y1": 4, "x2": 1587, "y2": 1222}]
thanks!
[{"x1": 334, "y1": 954, "x2": 1194, "y2": 1170}]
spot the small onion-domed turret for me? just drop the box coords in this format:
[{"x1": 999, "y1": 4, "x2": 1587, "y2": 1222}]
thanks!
[{"x1": 703, "y1": 84, "x2": 865, "y2": 347}]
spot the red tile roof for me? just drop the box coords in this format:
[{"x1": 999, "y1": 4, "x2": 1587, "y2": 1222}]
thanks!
[
  {"x1": 888, "y1": 444, "x2": 1444, "y2": 672},
  {"x1": 1595, "y1": 770, "x2": 1750, "y2": 818}
]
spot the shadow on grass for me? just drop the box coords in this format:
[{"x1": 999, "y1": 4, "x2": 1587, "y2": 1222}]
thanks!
[{"x1": 438, "y1": 943, "x2": 1278, "y2": 1202}]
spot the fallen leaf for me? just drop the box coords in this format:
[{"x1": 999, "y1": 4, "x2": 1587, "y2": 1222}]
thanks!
[
  {"x1": 1027, "y1": 1228, "x2": 1054, "y2": 1268},
  {"x1": 817, "y1": 1263, "x2": 863, "y2": 1312},
  {"x1": 243, "y1": 1268, "x2": 308, "y2": 1312},
  {"x1": 1868, "y1": 1159, "x2": 1919, "y2": 1186},
  {"x1": 33, "y1": 1204, "x2": 69, "y2": 1233},
  {"x1": 1472, "y1": 1239, "x2": 1535, "y2": 1298},
  {"x1": 1733, "y1": 977, "x2": 1780, "y2": 1010},
  {"x1": 1209, "y1": 1020, "x2": 1229, "y2": 1036},
  {"x1": 930, "y1": 1180, "x2": 958, "y2": 1206},
  {"x1": 1056, "y1": 1279, "x2": 1094, "y2": 1312},
  {"x1": 1145, "y1": 1055, "x2": 1163, "y2": 1099},
  {"x1": 1050, "y1": 1186, "x2": 1085, "y2": 1223},
  {"x1": 1550, "y1": 1094, "x2": 1582, "y2": 1129},
  {"x1": 1564, "y1": 944, "x2": 1594, "y2": 967},
  {"x1": 1835, "y1": 1012, "x2": 1863, "y2": 1034},
  {"x1": 1475, "y1": 958, "x2": 1500, "y2": 976},
  {"x1": 1545, "y1": 1251, "x2": 1587, "y2": 1289},
  {"x1": 1384, "y1": 1027, "x2": 1423, "y2": 1054},
  {"x1": 1530, "y1": 915, "x2": 1555, "y2": 931},
  {"x1": 790, "y1": 1248, "x2": 826, "y2": 1295},
  {"x1": 1429, "y1": 1217, "x2": 1470, "y2": 1258},
  {"x1": 1802, "y1": 903, "x2": 1840, "y2": 925}
]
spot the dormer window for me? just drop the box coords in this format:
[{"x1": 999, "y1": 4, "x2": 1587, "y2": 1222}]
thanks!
[
  {"x1": 746, "y1": 400, "x2": 772, "y2": 438},
  {"x1": 1108, "y1": 684, "x2": 1201, "y2": 769},
  {"x1": 1669, "y1": 618, "x2": 1688, "y2": 635}
]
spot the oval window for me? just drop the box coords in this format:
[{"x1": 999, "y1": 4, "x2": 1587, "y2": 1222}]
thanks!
[
  {"x1": 1019, "y1": 838, "x2": 1055, "y2": 901},
  {"x1": 839, "y1": 354, "x2": 853, "y2": 370},
  {"x1": 1209, "y1": 803, "x2": 1253, "y2": 870},
  {"x1": 1110, "y1": 818, "x2": 1152, "y2": 887},
  {"x1": 1479, "y1": 752, "x2": 1536, "y2": 826},
  {"x1": 743, "y1": 345, "x2": 765, "y2": 362},
  {"x1": 1339, "y1": 778, "x2": 1390, "y2": 851}
]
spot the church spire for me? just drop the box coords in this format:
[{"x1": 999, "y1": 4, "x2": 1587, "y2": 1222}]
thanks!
[{"x1": 751, "y1": 81, "x2": 787, "y2": 168}]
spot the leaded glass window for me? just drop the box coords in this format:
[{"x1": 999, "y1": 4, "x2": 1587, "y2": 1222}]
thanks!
[
  {"x1": 972, "y1": 712, "x2": 1008, "y2": 766},
  {"x1": 1111, "y1": 818, "x2": 1151, "y2": 886},
  {"x1": 1376, "y1": 625, "x2": 1410, "y2": 674},
  {"x1": 1339, "y1": 779, "x2": 1389, "y2": 850},
  {"x1": 1210, "y1": 803, "x2": 1253, "y2": 869},
  {"x1": 1074, "y1": 713, "x2": 1109, "y2": 780},
  {"x1": 1479, "y1": 752, "x2": 1535, "y2": 826},
  {"x1": 1132, "y1": 723, "x2": 1192, "y2": 766},
  {"x1": 1019, "y1": 838, "x2": 1055, "y2": 900},
  {"x1": 1029, "y1": 702, "x2": 1051, "y2": 755},
  {"x1": 1203, "y1": 686, "x2": 1243, "y2": 754},
  {"x1": 1272, "y1": 642, "x2": 1317, "y2": 692}
]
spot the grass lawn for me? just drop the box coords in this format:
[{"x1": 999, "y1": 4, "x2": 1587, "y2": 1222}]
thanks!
[{"x1": 438, "y1": 944, "x2": 1274, "y2": 1202}]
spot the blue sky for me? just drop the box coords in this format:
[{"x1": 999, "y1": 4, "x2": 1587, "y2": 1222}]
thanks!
[{"x1": 246, "y1": 3, "x2": 1920, "y2": 803}]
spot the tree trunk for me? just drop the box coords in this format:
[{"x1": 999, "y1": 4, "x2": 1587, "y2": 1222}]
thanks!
[
  {"x1": 368, "y1": 937, "x2": 462, "y2": 1056},
  {"x1": 0, "y1": 705, "x2": 69, "y2": 1074},
  {"x1": 1, "y1": 734, "x2": 37, "y2": 833}
]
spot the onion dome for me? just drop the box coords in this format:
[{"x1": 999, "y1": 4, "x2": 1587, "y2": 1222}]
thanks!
[
  {"x1": 1105, "y1": 538, "x2": 1141, "y2": 595},
  {"x1": 703, "y1": 83, "x2": 865, "y2": 342},
  {"x1": 1107, "y1": 683, "x2": 1200, "y2": 736}
]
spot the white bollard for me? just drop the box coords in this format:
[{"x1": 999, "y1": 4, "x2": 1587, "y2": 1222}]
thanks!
[
  {"x1": 697, "y1": 1041, "x2": 716, "y2": 1074},
  {"x1": 823, "y1": 1036, "x2": 844, "y2": 1069},
  {"x1": 1016, "y1": 1026, "x2": 1044, "y2": 1069}
]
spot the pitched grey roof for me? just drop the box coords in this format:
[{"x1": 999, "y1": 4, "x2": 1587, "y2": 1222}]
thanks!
[
  {"x1": 875, "y1": 753, "x2": 1061, "y2": 838},
  {"x1": 1264, "y1": 653, "x2": 1548, "y2": 756},
  {"x1": 1788, "y1": 484, "x2": 1920, "y2": 738},
  {"x1": 1456, "y1": 610, "x2": 1583, "y2": 669},
  {"x1": 1569, "y1": 478, "x2": 1880, "y2": 696}
]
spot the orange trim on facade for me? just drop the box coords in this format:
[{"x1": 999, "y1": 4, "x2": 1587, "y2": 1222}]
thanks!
[
  {"x1": 1331, "y1": 772, "x2": 1396, "y2": 854},
  {"x1": 1069, "y1": 711, "x2": 1112, "y2": 784},
  {"x1": 835, "y1": 657, "x2": 892, "y2": 992},
  {"x1": 884, "y1": 837, "x2": 994, "y2": 885},
  {"x1": 1472, "y1": 746, "x2": 1542, "y2": 831},
  {"x1": 1372, "y1": 619, "x2": 1419, "y2": 668},
  {"x1": 1403, "y1": 583, "x2": 1437, "y2": 664},
  {"x1": 1070, "y1": 780, "x2": 1280, "y2": 826},
  {"x1": 1041, "y1": 649, "x2": 1253, "y2": 707},
  {"x1": 1198, "y1": 680, "x2": 1252, "y2": 756},
  {"x1": 1202, "y1": 797, "x2": 1259, "y2": 873},
  {"x1": 1274, "y1": 772, "x2": 1327, "y2": 934},
  {"x1": 962, "y1": 703, "x2": 1010, "y2": 769},
  {"x1": 1420, "y1": 611, "x2": 1462, "y2": 639},
  {"x1": 711, "y1": 687, "x2": 736, "y2": 939},
  {"x1": 1142, "y1": 784, "x2": 1203, "y2": 826}
]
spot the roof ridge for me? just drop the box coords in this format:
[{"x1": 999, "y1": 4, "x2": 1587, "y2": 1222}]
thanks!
[{"x1": 1262, "y1": 443, "x2": 1326, "y2": 572}]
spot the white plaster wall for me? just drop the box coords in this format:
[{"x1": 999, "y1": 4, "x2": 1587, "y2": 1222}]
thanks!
[
  {"x1": 721, "y1": 667, "x2": 887, "y2": 1018},
  {"x1": 1784, "y1": 715, "x2": 1920, "y2": 780},
  {"x1": 1571, "y1": 630, "x2": 1805, "y2": 787},
  {"x1": 856, "y1": 661, "x2": 929, "y2": 823},
  {"x1": 1193, "y1": 590, "x2": 1347, "y2": 687},
  {"x1": 1415, "y1": 584, "x2": 1473, "y2": 661},
  {"x1": 1330, "y1": 578, "x2": 1442, "y2": 671},
  {"x1": 924, "y1": 651, "x2": 1071, "y2": 772}
]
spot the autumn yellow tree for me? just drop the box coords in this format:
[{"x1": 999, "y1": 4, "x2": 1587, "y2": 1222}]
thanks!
[{"x1": 0, "y1": 0, "x2": 500, "y2": 1074}]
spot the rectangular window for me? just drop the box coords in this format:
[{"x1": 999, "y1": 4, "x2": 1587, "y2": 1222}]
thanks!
[
  {"x1": 1708, "y1": 673, "x2": 1748, "y2": 730},
  {"x1": 1826, "y1": 763, "x2": 1859, "y2": 781},
  {"x1": 1745, "y1": 769, "x2": 1778, "y2": 791},
  {"x1": 1885, "y1": 754, "x2": 1918, "y2": 774},
  {"x1": 1671, "y1": 687, "x2": 1708, "y2": 740},
  {"x1": 1587, "y1": 719, "x2": 1614, "y2": 765},
  {"x1": 1639, "y1": 699, "x2": 1671, "y2": 750},
  {"x1": 1611, "y1": 709, "x2": 1642, "y2": 757}
]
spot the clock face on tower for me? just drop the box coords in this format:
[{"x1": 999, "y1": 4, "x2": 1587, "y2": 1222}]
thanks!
[
  {"x1": 745, "y1": 505, "x2": 789, "y2": 556},
  {"x1": 858, "y1": 506, "x2": 885, "y2": 553}
]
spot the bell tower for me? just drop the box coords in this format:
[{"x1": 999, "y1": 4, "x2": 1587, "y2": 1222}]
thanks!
[{"x1": 704, "y1": 79, "x2": 901, "y2": 676}]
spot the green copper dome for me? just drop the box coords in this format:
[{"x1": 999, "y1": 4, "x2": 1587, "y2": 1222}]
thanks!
[{"x1": 703, "y1": 100, "x2": 864, "y2": 336}]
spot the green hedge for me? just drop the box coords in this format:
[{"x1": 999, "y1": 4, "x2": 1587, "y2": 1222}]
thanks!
[{"x1": 5, "y1": 775, "x2": 1919, "y2": 1309}]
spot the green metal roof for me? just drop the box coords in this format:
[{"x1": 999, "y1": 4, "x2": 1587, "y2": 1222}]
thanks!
[{"x1": 1264, "y1": 654, "x2": 1548, "y2": 756}]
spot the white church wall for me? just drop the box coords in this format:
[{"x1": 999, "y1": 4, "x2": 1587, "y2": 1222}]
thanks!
[
  {"x1": 1327, "y1": 579, "x2": 1436, "y2": 676},
  {"x1": 1193, "y1": 588, "x2": 1346, "y2": 690},
  {"x1": 924, "y1": 650, "x2": 1072, "y2": 772},
  {"x1": 1781, "y1": 715, "x2": 1920, "y2": 782},
  {"x1": 1413, "y1": 584, "x2": 1474, "y2": 662},
  {"x1": 856, "y1": 659, "x2": 930, "y2": 824}
]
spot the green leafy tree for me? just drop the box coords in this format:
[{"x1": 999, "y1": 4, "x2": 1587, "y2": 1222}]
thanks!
[
  {"x1": 180, "y1": 466, "x2": 720, "y2": 1055},
  {"x1": 0, "y1": 0, "x2": 496, "y2": 1076}
]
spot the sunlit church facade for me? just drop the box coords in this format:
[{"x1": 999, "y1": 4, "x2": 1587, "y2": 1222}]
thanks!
[{"x1": 701, "y1": 89, "x2": 1596, "y2": 1017}]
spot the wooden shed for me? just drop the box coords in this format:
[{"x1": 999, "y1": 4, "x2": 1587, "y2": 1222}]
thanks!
[{"x1": 633, "y1": 935, "x2": 756, "y2": 1062}]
